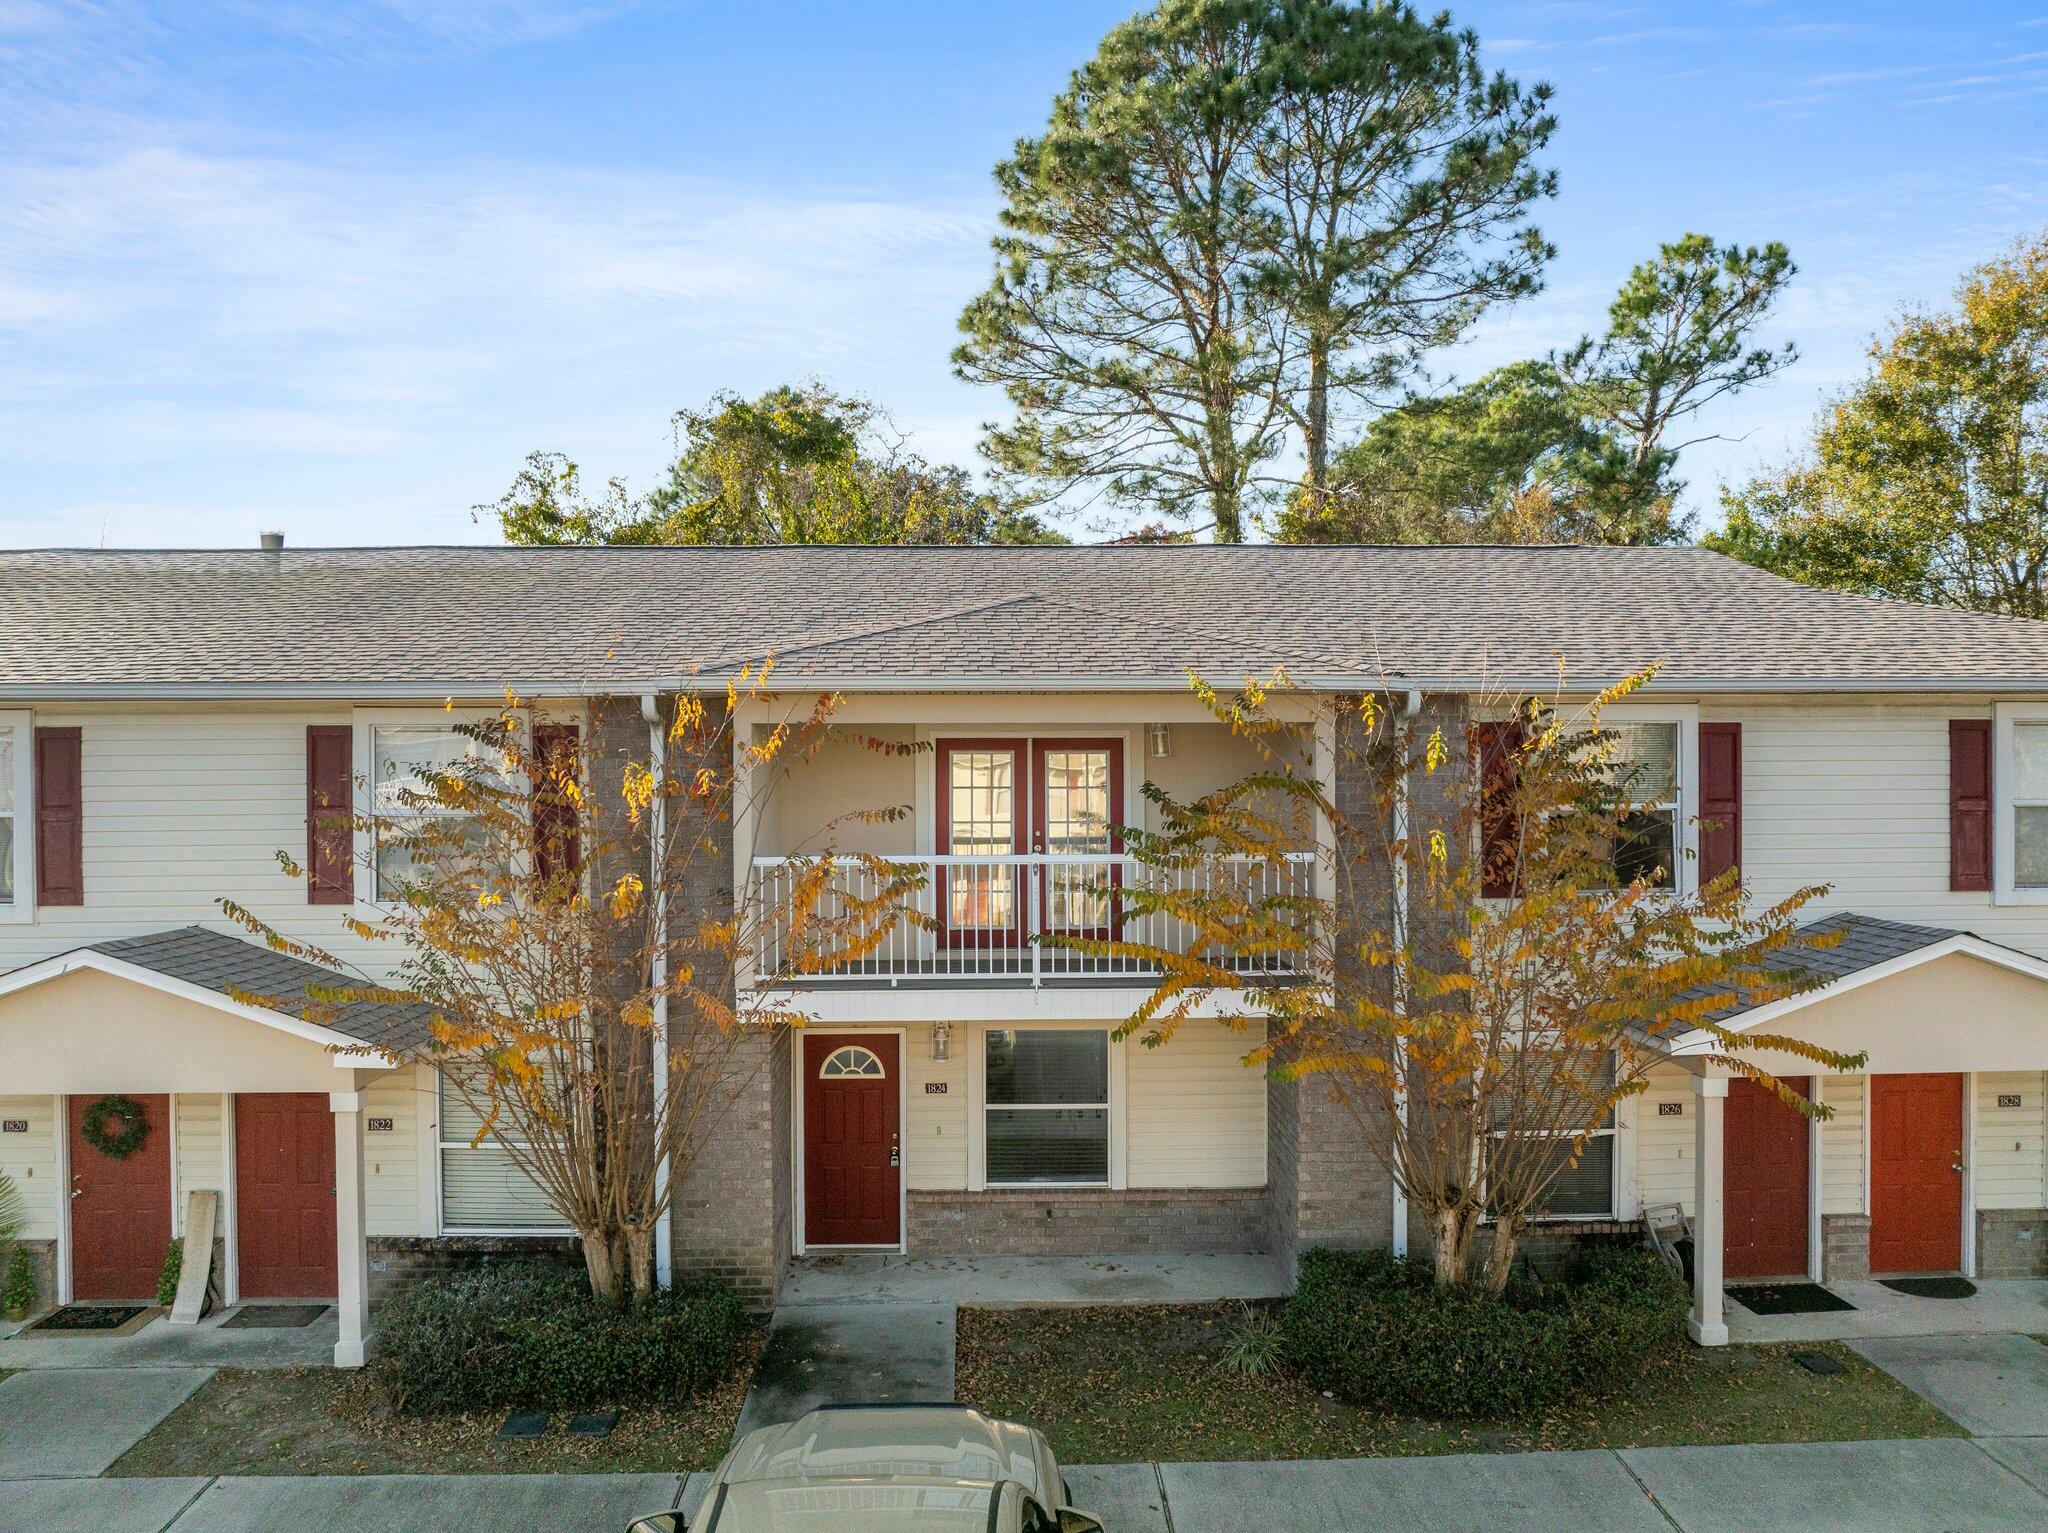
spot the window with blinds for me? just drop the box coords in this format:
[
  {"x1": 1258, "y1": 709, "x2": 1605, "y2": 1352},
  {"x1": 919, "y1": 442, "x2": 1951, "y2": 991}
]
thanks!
[
  {"x1": 984, "y1": 1028, "x2": 1109, "y2": 1185},
  {"x1": 1487, "y1": 1051, "x2": 1617, "y2": 1220},
  {"x1": 437, "y1": 1074, "x2": 568, "y2": 1232}
]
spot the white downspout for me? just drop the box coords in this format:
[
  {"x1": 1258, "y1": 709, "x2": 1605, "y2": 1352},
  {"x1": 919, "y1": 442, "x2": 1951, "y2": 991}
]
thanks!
[
  {"x1": 1391, "y1": 687, "x2": 1422, "y2": 1259},
  {"x1": 642, "y1": 692, "x2": 673, "y2": 1287}
]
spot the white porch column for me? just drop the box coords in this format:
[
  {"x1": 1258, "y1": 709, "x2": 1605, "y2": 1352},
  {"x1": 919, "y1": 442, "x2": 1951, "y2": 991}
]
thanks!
[
  {"x1": 1689, "y1": 1073, "x2": 1729, "y2": 1347},
  {"x1": 330, "y1": 1090, "x2": 370, "y2": 1369}
]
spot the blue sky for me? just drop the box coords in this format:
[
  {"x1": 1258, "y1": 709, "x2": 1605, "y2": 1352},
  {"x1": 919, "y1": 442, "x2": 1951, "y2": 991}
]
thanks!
[{"x1": 3, "y1": 1, "x2": 2046, "y2": 548}]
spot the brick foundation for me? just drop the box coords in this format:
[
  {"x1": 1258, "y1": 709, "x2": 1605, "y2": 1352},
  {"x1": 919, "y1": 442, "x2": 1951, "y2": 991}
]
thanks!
[
  {"x1": 908, "y1": 1187, "x2": 1270, "y2": 1256},
  {"x1": 1822, "y1": 1213, "x2": 1870, "y2": 1281},
  {"x1": 1977, "y1": 1208, "x2": 2048, "y2": 1278},
  {"x1": 365, "y1": 1234, "x2": 581, "y2": 1303}
]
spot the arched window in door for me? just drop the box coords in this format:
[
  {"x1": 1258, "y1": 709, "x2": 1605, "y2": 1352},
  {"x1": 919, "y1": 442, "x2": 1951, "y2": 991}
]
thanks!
[{"x1": 818, "y1": 1045, "x2": 887, "y2": 1080}]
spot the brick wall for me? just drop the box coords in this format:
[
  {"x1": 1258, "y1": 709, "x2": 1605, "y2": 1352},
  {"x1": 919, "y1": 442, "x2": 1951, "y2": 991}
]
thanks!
[
  {"x1": 909, "y1": 1188, "x2": 1269, "y2": 1256},
  {"x1": 365, "y1": 1234, "x2": 581, "y2": 1303},
  {"x1": 1266, "y1": 1072, "x2": 1300, "y2": 1268},
  {"x1": 1977, "y1": 1208, "x2": 2048, "y2": 1278},
  {"x1": 1822, "y1": 1213, "x2": 1870, "y2": 1281}
]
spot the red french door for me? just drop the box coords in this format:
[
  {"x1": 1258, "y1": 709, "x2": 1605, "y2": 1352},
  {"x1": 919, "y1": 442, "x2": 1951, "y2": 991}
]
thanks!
[
  {"x1": 1030, "y1": 739, "x2": 1123, "y2": 939},
  {"x1": 935, "y1": 739, "x2": 1125, "y2": 949}
]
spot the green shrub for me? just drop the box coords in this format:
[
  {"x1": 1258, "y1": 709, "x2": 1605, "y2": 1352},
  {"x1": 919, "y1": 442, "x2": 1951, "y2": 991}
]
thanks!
[
  {"x1": 157, "y1": 1239, "x2": 183, "y2": 1309},
  {"x1": 375, "y1": 1264, "x2": 752, "y2": 1416},
  {"x1": 1280, "y1": 1244, "x2": 1686, "y2": 1418},
  {"x1": 3, "y1": 1243, "x2": 36, "y2": 1319}
]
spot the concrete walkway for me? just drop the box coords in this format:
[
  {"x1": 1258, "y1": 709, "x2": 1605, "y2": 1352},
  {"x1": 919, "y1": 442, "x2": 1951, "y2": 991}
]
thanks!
[
  {"x1": 734, "y1": 1301, "x2": 957, "y2": 1436},
  {"x1": 0, "y1": 1367, "x2": 214, "y2": 1478},
  {"x1": 0, "y1": 1307, "x2": 336, "y2": 1370},
  {"x1": 12, "y1": 1439, "x2": 2048, "y2": 1533},
  {"x1": 1849, "y1": 1332, "x2": 2048, "y2": 1437},
  {"x1": 1726, "y1": 1278, "x2": 2048, "y2": 1344}
]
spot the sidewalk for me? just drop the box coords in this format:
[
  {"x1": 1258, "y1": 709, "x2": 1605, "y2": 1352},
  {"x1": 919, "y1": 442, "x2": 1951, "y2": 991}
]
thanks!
[{"x1": 9, "y1": 1436, "x2": 2048, "y2": 1532}]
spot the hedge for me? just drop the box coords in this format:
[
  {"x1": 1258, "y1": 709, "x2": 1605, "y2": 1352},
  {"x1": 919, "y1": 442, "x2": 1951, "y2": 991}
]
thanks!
[
  {"x1": 375, "y1": 1264, "x2": 752, "y2": 1416},
  {"x1": 1279, "y1": 1244, "x2": 1687, "y2": 1418}
]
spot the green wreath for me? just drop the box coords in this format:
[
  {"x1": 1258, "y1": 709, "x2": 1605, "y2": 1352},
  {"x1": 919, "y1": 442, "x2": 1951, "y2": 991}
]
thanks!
[{"x1": 80, "y1": 1095, "x2": 149, "y2": 1160}]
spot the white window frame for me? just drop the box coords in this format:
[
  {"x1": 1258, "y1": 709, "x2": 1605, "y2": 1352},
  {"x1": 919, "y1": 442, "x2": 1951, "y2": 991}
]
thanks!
[
  {"x1": 970, "y1": 1022, "x2": 1125, "y2": 1191},
  {"x1": 1485, "y1": 1049, "x2": 1619, "y2": 1224},
  {"x1": 0, "y1": 710, "x2": 33, "y2": 924},
  {"x1": 1598, "y1": 704, "x2": 1698, "y2": 896},
  {"x1": 434, "y1": 1071, "x2": 574, "y2": 1238},
  {"x1": 353, "y1": 708, "x2": 509, "y2": 909},
  {"x1": 1993, "y1": 703, "x2": 2048, "y2": 905}
]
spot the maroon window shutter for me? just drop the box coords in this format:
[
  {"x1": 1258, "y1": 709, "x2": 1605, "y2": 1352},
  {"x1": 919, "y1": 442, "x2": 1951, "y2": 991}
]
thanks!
[
  {"x1": 33, "y1": 726, "x2": 83, "y2": 906},
  {"x1": 533, "y1": 723, "x2": 581, "y2": 888},
  {"x1": 1950, "y1": 718, "x2": 1993, "y2": 893},
  {"x1": 1474, "y1": 720, "x2": 1524, "y2": 899},
  {"x1": 306, "y1": 725, "x2": 354, "y2": 905},
  {"x1": 1698, "y1": 722, "x2": 1742, "y2": 885}
]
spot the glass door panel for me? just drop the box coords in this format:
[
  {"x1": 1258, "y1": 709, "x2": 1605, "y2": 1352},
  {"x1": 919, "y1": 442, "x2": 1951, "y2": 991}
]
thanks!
[
  {"x1": 1032, "y1": 739, "x2": 1122, "y2": 935},
  {"x1": 939, "y1": 740, "x2": 1024, "y2": 945}
]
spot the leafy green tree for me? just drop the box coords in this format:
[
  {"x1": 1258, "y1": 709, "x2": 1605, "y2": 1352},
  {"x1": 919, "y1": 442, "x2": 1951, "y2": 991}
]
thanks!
[
  {"x1": 1287, "y1": 234, "x2": 1796, "y2": 545},
  {"x1": 491, "y1": 385, "x2": 1063, "y2": 547},
  {"x1": 1711, "y1": 231, "x2": 2048, "y2": 616},
  {"x1": 956, "y1": 0, "x2": 1556, "y2": 543},
  {"x1": 955, "y1": 0, "x2": 1284, "y2": 544},
  {"x1": 1250, "y1": 0, "x2": 1556, "y2": 508}
]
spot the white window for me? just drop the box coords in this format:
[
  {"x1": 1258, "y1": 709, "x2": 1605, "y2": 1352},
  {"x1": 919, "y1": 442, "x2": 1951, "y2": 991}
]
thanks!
[
  {"x1": 437, "y1": 1074, "x2": 570, "y2": 1234},
  {"x1": 1488, "y1": 1051, "x2": 1617, "y2": 1221},
  {"x1": 360, "y1": 718, "x2": 499, "y2": 901},
  {"x1": 0, "y1": 712, "x2": 32, "y2": 923},
  {"x1": 983, "y1": 1027, "x2": 1110, "y2": 1186},
  {"x1": 1996, "y1": 705, "x2": 2048, "y2": 903},
  {"x1": 1592, "y1": 707, "x2": 1697, "y2": 894}
]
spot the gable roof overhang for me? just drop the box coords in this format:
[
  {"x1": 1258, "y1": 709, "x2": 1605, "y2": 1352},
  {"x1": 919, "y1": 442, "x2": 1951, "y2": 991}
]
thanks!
[
  {"x1": 1665, "y1": 924, "x2": 2048, "y2": 1061},
  {"x1": 0, "y1": 946, "x2": 397, "y2": 1069}
]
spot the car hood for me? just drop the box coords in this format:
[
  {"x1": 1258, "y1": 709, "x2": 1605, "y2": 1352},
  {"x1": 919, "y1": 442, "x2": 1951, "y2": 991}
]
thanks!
[
  {"x1": 723, "y1": 1407, "x2": 1043, "y2": 1489},
  {"x1": 702, "y1": 1479, "x2": 994, "y2": 1532}
]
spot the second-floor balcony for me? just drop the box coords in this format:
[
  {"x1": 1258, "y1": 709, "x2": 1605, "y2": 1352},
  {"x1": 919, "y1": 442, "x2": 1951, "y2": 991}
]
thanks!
[{"x1": 749, "y1": 851, "x2": 1316, "y2": 987}]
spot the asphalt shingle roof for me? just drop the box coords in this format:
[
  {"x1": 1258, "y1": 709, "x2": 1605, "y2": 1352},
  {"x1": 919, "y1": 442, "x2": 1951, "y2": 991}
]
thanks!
[
  {"x1": 5, "y1": 543, "x2": 2048, "y2": 694},
  {"x1": 89, "y1": 925, "x2": 432, "y2": 1052},
  {"x1": 1676, "y1": 912, "x2": 1967, "y2": 1030}
]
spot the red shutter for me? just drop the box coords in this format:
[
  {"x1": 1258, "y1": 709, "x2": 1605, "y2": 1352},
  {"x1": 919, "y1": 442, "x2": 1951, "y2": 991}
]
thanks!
[
  {"x1": 1950, "y1": 718, "x2": 1993, "y2": 893},
  {"x1": 33, "y1": 727, "x2": 83, "y2": 906},
  {"x1": 1699, "y1": 722, "x2": 1742, "y2": 885},
  {"x1": 1474, "y1": 720, "x2": 1524, "y2": 899},
  {"x1": 533, "y1": 723, "x2": 581, "y2": 889},
  {"x1": 306, "y1": 725, "x2": 354, "y2": 905}
]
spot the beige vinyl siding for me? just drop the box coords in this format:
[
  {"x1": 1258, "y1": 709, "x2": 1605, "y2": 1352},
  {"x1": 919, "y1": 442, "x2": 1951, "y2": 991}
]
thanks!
[
  {"x1": 1715, "y1": 700, "x2": 2048, "y2": 960},
  {"x1": 0, "y1": 1095, "x2": 59, "y2": 1239},
  {"x1": 1975, "y1": 1071, "x2": 2047, "y2": 1210},
  {"x1": 1632, "y1": 1063, "x2": 1695, "y2": 1213},
  {"x1": 904, "y1": 1024, "x2": 967, "y2": 1192},
  {"x1": 0, "y1": 707, "x2": 402, "y2": 979},
  {"x1": 364, "y1": 1067, "x2": 426, "y2": 1238},
  {"x1": 1819, "y1": 1075, "x2": 1866, "y2": 1215},
  {"x1": 172, "y1": 1094, "x2": 224, "y2": 1235},
  {"x1": 1125, "y1": 1021, "x2": 1266, "y2": 1189}
]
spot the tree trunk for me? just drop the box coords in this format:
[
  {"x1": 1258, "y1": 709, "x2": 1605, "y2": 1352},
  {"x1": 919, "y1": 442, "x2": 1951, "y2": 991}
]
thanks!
[
  {"x1": 625, "y1": 1224, "x2": 657, "y2": 1304},
  {"x1": 1482, "y1": 1216, "x2": 1522, "y2": 1295},
  {"x1": 580, "y1": 1226, "x2": 623, "y2": 1303},
  {"x1": 1303, "y1": 344, "x2": 1331, "y2": 513},
  {"x1": 1430, "y1": 1204, "x2": 1475, "y2": 1285}
]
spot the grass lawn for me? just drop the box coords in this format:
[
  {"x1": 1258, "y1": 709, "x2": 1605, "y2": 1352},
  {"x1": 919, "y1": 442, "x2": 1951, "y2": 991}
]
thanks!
[
  {"x1": 955, "y1": 1303, "x2": 1965, "y2": 1465},
  {"x1": 109, "y1": 1334, "x2": 759, "y2": 1477}
]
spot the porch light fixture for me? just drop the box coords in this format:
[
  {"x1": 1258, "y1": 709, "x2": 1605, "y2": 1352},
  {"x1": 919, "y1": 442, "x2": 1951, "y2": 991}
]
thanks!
[
  {"x1": 1148, "y1": 723, "x2": 1172, "y2": 759},
  {"x1": 931, "y1": 1021, "x2": 952, "y2": 1062}
]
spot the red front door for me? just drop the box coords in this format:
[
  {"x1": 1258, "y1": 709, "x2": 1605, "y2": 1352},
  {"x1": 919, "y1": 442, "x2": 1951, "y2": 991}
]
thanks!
[
  {"x1": 234, "y1": 1093, "x2": 338, "y2": 1298},
  {"x1": 804, "y1": 1033, "x2": 900, "y2": 1247},
  {"x1": 67, "y1": 1093, "x2": 172, "y2": 1301},
  {"x1": 1871, "y1": 1073, "x2": 1965, "y2": 1274},
  {"x1": 1724, "y1": 1077, "x2": 1810, "y2": 1279}
]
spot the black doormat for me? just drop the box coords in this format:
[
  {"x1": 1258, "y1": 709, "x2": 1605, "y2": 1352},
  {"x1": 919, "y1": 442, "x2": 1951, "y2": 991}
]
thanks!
[
  {"x1": 1879, "y1": 1276, "x2": 1978, "y2": 1299},
  {"x1": 23, "y1": 1303, "x2": 152, "y2": 1333},
  {"x1": 1728, "y1": 1282, "x2": 1857, "y2": 1315},
  {"x1": 222, "y1": 1304, "x2": 329, "y2": 1329}
]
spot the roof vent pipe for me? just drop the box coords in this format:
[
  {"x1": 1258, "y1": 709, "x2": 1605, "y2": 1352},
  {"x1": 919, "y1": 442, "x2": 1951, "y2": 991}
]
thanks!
[{"x1": 258, "y1": 531, "x2": 284, "y2": 552}]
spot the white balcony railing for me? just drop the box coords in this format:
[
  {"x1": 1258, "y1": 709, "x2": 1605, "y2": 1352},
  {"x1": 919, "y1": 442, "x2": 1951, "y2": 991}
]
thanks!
[{"x1": 749, "y1": 852, "x2": 1315, "y2": 986}]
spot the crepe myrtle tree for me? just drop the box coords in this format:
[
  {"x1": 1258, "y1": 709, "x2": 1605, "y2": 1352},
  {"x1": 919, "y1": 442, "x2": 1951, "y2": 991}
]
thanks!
[
  {"x1": 222, "y1": 676, "x2": 929, "y2": 1304},
  {"x1": 1061, "y1": 666, "x2": 1860, "y2": 1291}
]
